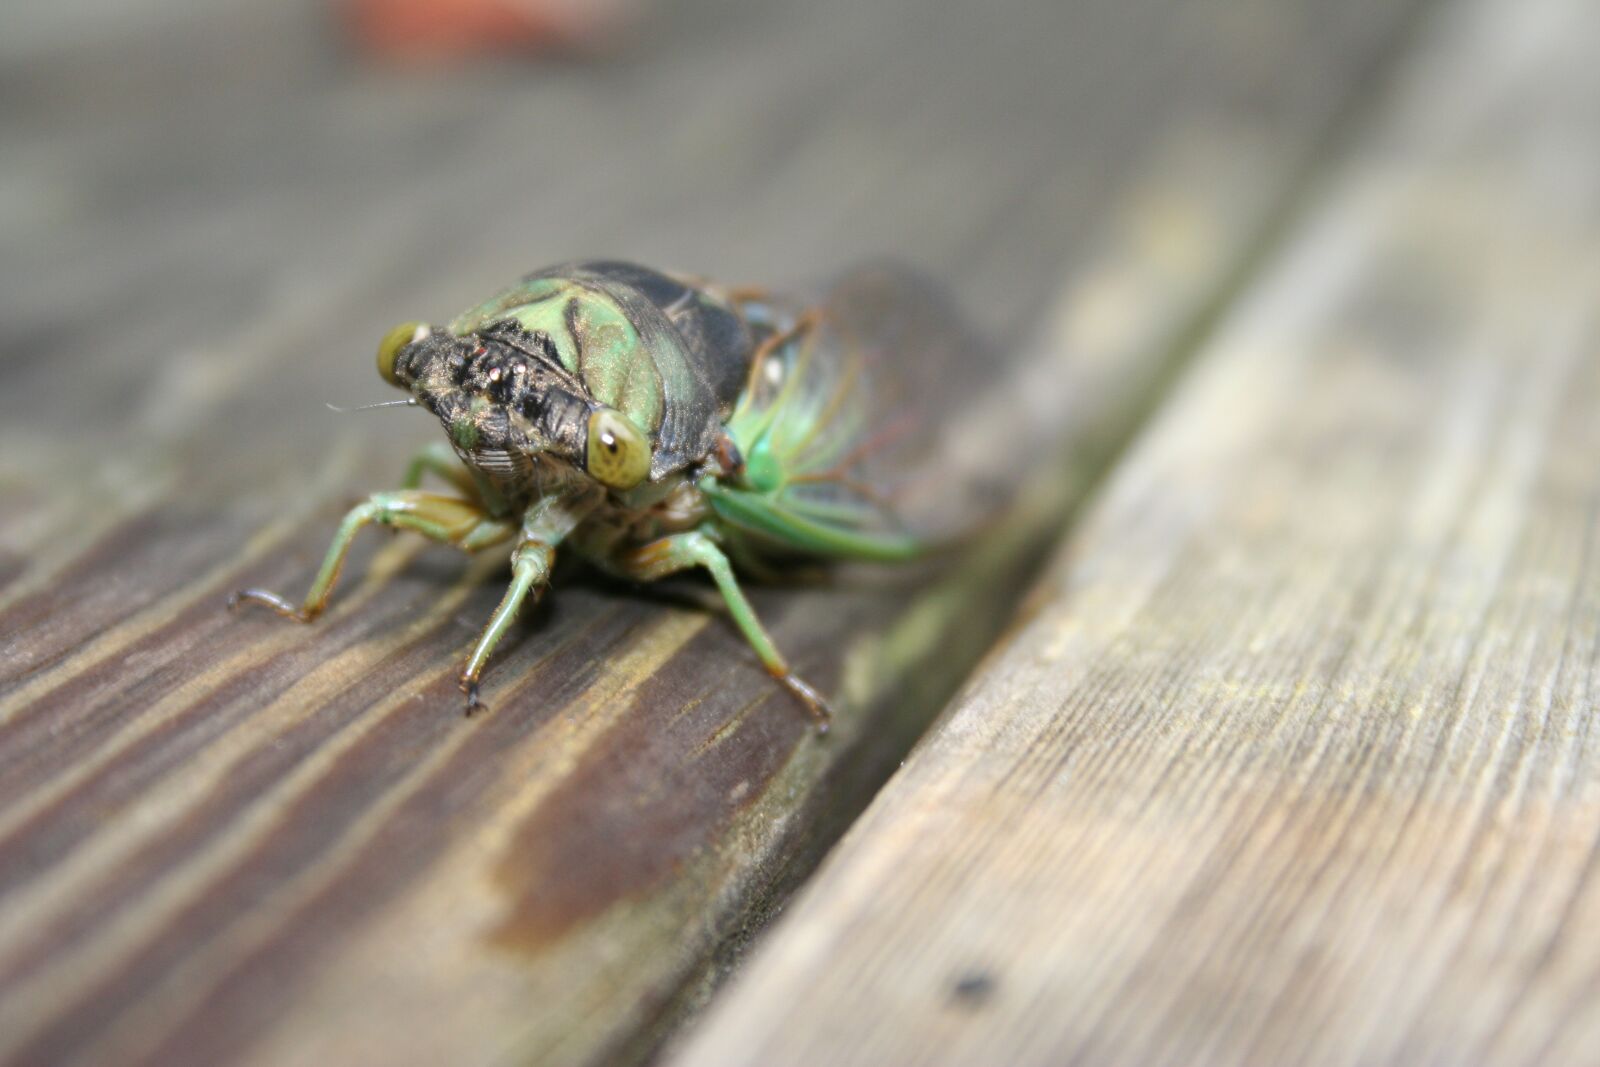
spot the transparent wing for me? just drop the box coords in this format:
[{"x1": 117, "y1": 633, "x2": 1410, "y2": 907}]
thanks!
[{"x1": 703, "y1": 265, "x2": 990, "y2": 562}]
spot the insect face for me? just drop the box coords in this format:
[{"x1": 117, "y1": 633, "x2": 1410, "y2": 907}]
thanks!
[{"x1": 376, "y1": 319, "x2": 653, "y2": 494}]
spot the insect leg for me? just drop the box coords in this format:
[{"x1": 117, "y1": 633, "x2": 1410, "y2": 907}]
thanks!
[
  {"x1": 230, "y1": 491, "x2": 514, "y2": 622},
  {"x1": 399, "y1": 441, "x2": 478, "y2": 497},
  {"x1": 614, "y1": 530, "x2": 833, "y2": 731},
  {"x1": 454, "y1": 488, "x2": 599, "y2": 714},
  {"x1": 456, "y1": 538, "x2": 554, "y2": 714}
]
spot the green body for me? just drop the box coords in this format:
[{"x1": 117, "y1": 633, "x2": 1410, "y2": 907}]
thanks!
[
  {"x1": 232, "y1": 261, "x2": 922, "y2": 726},
  {"x1": 450, "y1": 262, "x2": 751, "y2": 481}
]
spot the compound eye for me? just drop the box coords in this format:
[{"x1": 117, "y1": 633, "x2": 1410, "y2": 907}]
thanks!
[
  {"x1": 585, "y1": 408, "x2": 651, "y2": 490},
  {"x1": 377, "y1": 321, "x2": 428, "y2": 388}
]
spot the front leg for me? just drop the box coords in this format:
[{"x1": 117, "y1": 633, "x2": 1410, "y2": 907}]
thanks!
[
  {"x1": 613, "y1": 530, "x2": 833, "y2": 731},
  {"x1": 399, "y1": 441, "x2": 478, "y2": 498},
  {"x1": 230, "y1": 490, "x2": 515, "y2": 622},
  {"x1": 457, "y1": 538, "x2": 552, "y2": 714},
  {"x1": 400, "y1": 440, "x2": 512, "y2": 517},
  {"x1": 456, "y1": 485, "x2": 602, "y2": 713}
]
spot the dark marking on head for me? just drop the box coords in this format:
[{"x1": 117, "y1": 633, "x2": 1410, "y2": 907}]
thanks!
[{"x1": 563, "y1": 297, "x2": 585, "y2": 371}]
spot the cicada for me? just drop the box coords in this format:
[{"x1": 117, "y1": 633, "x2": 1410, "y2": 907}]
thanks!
[{"x1": 231, "y1": 261, "x2": 925, "y2": 728}]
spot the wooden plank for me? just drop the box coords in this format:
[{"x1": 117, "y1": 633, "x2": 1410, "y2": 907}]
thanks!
[
  {"x1": 666, "y1": 0, "x2": 1600, "y2": 1064},
  {"x1": 0, "y1": 0, "x2": 1424, "y2": 1064}
]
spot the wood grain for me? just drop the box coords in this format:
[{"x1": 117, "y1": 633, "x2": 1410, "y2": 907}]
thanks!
[
  {"x1": 667, "y1": 0, "x2": 1600, "y2": 1064},
  {"x1": 0, "y1": 0, "x2": 1424, "y2": 1063}
]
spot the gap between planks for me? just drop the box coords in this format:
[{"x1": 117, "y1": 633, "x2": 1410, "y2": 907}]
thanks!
[{"x1": 666, "y1": 0, "x2": 1600, "y2": 1064}]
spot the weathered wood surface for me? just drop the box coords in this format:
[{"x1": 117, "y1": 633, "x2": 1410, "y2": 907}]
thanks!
[
  {"x1": 669, "y1": 0, "x2": 1600, "y2": 1063},
  {"x1": 0, "y1": 0, "x2": 1423, "y2": 1064}
]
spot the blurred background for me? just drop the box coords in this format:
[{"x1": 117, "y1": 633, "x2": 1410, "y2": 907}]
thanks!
[{"x1": 0, "y1": 0, "x2": 1407, "y2": 495}]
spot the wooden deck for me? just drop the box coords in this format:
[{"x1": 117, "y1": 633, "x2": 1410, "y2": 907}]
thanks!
[{"x1": 4, "y1": 0, "x2": 1595, "y2": 1064}]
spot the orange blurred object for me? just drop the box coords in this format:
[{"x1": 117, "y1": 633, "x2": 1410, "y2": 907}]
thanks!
[{"x1": 343, "y1": 0, "x2": 638, "y2": 60}]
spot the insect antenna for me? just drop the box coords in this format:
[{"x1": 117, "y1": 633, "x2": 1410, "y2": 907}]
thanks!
[{"x1": 325, "y1": 398, "x2": 420, "y2": 413}]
